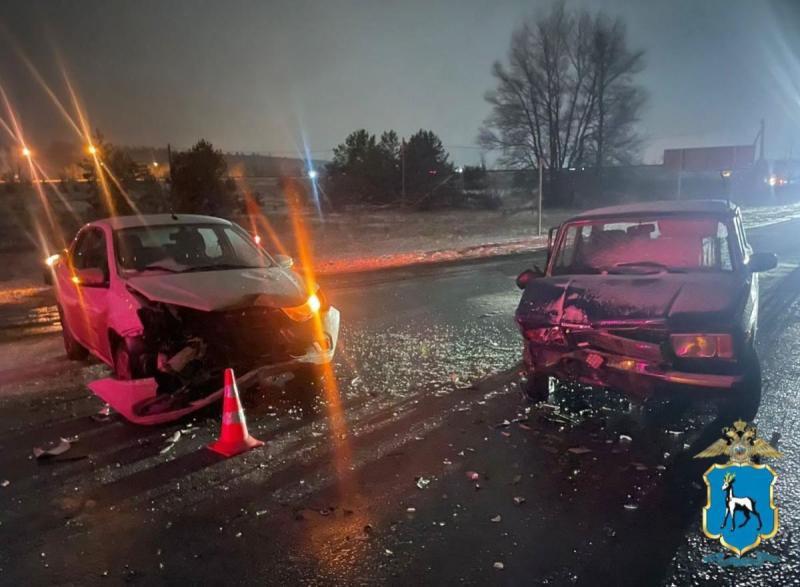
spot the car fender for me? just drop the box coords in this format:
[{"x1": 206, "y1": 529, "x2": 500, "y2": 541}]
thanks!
[{"x1": 106, "y1": 281, "x2": 145, "y2": 338}]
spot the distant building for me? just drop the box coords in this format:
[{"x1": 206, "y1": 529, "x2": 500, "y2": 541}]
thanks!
[{"x1": 663, "y1": 145, "x2": 755, "y2": 173}]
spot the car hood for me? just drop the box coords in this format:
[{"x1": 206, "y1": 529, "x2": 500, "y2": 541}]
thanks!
[
  {"x1": 516, "y1": 272, "x2": 747, "y2": 330},
  {"x1": 126, "y1": 268, "x2": 308, "y2": 312}
]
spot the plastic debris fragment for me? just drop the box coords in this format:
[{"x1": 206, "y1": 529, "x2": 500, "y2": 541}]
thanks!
[{"x1": 33, "y1": 438, "x2": 73, "y2": 459}]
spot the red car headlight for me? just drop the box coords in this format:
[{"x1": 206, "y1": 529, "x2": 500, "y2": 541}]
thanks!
[{"x1": 671, "y1": 334, "x2": 734, "y2": 359}]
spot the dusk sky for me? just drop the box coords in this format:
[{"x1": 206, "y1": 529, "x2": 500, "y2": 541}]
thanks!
[{"x1": 1, "y1": 0, "x2": 799, "y2": 165}]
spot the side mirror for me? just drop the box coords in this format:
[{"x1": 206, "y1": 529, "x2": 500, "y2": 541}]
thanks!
[
  {"x1": 75, "y1": 267, "x2": 107, "y2": 287},
  {"x1": 749, "y1": 252, "x2": 777, "y2": 273},
  {"x1": 516, "y1": 266, "x2": 544, "y2": 289},
  {"x1": 275, "y1": 254, "x2": 294, "y2": 269}
]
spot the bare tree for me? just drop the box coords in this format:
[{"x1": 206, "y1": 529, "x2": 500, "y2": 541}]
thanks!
[
  {"x1": 588, "y1": 13, "x2": 646, "y2": 169},
  {"x1": 479, "y1": 3, "x2": 645, "y2": 191}
]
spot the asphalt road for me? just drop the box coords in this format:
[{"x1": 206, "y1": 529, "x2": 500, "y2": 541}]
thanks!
[{"x1": 1, "y1": 219, "x2": 800, "y2": 586}]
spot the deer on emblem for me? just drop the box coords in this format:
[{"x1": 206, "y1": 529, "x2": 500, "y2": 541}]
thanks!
[{"x1": 720, "y1": 472, "x2": 763, "y2": 531}]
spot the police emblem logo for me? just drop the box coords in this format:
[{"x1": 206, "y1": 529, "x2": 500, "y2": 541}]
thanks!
[{"x1": 695, "y1": 420, "x2": 782, "y2": 557}]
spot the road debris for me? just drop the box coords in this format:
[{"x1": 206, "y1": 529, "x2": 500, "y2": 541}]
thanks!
[
  {"x1": 494, "y1": 419, "x2": 511, "y2": 428},
  {"x1": 33, "y1": 438, "x2": 73, "y2": 459},
  {"x1": 513, "y1": 496, "x2": 526, "y2": 506},
  {"x1": 1, "y1": 480, "x2": 9, "y2": 488},
  {"x1": 491, "y1": 515, "x2": 502, "y2": 523},
  {"x1": 406, "y1": 507, "x2": 416, "y2": 513},
  {"x1": 567, "y1": 446, "x2": 592, "y2": 455},
  {"x1": 159, "y1": 431, "x2": 182, "y2": 454},
  {"x1": 91, "y1": 404, "x2": 112, "y2": 422},
  {"x1": 623, "y1": 503, "x2": 639, "y2": 511},
  {"x1": 512, "y1": 474, "x2": 522, "y2": 485},
  {"x1": 466, "y1": 471, "x2": 480, "y2": 481},
  {"x1": 493, "y1": 562, "x2": 505, "y2": 570},
  {"x1": 619, "y1": 434, "x2": 633, "y2": 445},
  {"x1": 415, "y1": 477, "x2": 430, "y2": 490}
]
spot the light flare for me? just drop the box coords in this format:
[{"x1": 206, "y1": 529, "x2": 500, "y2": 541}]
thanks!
[{"x1": 285, "y1": 180, "x2": 353, "y2": 493}]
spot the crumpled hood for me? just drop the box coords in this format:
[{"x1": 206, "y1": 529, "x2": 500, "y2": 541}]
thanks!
[
  {"x1": 126, "y1": 268, "x2": 308, "y2": 312},
  {"x1": 516, "y1": 273, "x2": 746, "y2": 329}
]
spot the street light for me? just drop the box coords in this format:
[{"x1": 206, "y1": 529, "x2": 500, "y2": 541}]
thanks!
[
  {"x1": 21, "y1": 147, "x2": 31, "y2": 158},
  {"x1": 87, "y1": 144, "x2": 97, "y2": 155},
  {"x1": 152, "y1": 161, "x2": 159, "y2": 168},
  {"x1": 308, "y1": 169, "x2": 318, "y2": 180}
]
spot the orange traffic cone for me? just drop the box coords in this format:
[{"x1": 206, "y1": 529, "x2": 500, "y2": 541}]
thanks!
[{"x1": 208, "y1": 368, "x2": 264, "y2": 457}]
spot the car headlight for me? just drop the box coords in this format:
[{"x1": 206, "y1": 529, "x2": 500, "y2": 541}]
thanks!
[
  {"x1": 282, "y1": 293, "x2": 322, "y2": 322},
  {"x1": 671, "y1": 334, "x2": 734, "y2": 359}
]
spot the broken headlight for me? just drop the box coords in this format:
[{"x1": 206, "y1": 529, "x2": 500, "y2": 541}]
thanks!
[
  {"x1": 671, "y1": 334, "x2": 734, "y2": 359},
  {"x1": 282, "y1": 293, "x2": 322, "y2": 322}
]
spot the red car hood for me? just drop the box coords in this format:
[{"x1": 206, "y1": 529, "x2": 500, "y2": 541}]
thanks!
[
  {"x1": 516, "y1": 272, "x2": 746, "y2": 329},
  {"x1": 126, "y1": 267, "x2": 308, "y2": 312}
]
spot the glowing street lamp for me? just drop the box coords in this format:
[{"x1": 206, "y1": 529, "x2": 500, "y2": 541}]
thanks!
[
  {"x1": 87, "y1": 144, "x2": 97, "y2": 155},
  {"x1": 308, "y1": 169, "x2": 318, "y2": 180},
  {"x1": 21, "y1": 147, "x2": 31, "y2": 158}
]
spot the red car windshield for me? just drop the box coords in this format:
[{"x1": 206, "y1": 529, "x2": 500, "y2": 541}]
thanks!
[
  {"x1": 114, "y1": 223, "x2": 273, "y2": 274},
  {"x1": 551, "y1": 216, "x2": 735, "y2": 275}
]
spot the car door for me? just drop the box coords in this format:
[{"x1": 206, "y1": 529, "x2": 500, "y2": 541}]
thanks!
[{"x1": 62, "y1": 227, "x2": 113, "y2": 360}]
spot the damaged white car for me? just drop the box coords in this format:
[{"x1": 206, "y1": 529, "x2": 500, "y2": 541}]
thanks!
[{"x1": 51, "y1": 214, "x2": 339, "y2": 399}]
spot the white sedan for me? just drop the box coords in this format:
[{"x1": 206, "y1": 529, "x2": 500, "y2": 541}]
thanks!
[{"x1": 50, "y1": 213, "x2": 339, "y2": 393}]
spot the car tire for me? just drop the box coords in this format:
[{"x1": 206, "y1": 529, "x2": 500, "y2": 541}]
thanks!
[
  {"x1": 522, "y1": 372, "x2": 551, "y2": 402},
  {"x1": 58, "y1": 306, "x2": 89, "y2": 361},
  {"x1": 719, "y1": 345, "x2": 762, "y2": 422}
]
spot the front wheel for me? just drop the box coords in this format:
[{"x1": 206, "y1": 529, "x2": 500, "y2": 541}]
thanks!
[
  {"x1": 112, "y1": 337, "x2": 153, "y2": 380},
  {"x1": 522, "y1": 372, "x2": 551, "y2": 402},
  {"x1": 718, "y1": 346, "x2": 762, "y2": 422},
  {"x1": 58, "y1": 306, "x2": 89, "y2": 361}
]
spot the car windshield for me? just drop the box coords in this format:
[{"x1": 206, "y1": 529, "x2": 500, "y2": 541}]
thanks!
[
  {"x1": 114, "y1": 223, "x2": 273, "y2": 274},
  {"x1": 551, "y1": 216, "x2": 735, "y2": 275}
]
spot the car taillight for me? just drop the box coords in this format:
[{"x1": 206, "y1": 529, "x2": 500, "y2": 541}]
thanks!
[
  {"x1": 671, "y1": 334, "x2": 734, "y2": 359},
  {"x1": 524, "y1": 326, "x2": 567, "y2": 346}
]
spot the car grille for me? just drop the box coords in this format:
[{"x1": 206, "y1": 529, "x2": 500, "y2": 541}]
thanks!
[{"x1": 178, "y1": 306, "x2": 315, "y2": 367}]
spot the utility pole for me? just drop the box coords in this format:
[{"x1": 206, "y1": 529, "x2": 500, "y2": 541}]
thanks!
[
  {"x1": 166, "y1": 143, "x2": 174, "y2": 184},
  {"x1": 537, "y1": 156, "x2": 543, "y2": 236},
  {"x1": 759, "y1": 118, "x2": 765, "y2": 160},
  {"x1": 401, "y1": 138, "x2": 406, "y2": 204}
]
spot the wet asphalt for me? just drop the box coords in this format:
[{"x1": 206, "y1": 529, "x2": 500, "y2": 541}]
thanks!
[{"x1": 1, "y1": 219, "x2": 800, "y2": 585}]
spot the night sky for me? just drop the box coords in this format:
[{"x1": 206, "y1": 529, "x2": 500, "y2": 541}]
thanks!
[{"x1": 1, "y1": 0, "x2": 799, "y2": 164}]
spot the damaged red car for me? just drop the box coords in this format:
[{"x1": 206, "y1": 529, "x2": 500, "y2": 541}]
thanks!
[
  {"x1": 50, "y1": 214, "x2": 339, "y2": 398},
  {"x1": 515, "y1": 200, "x2": 776, "y2": 413}
]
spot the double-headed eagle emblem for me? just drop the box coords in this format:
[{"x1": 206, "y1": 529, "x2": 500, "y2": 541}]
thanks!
[{"x1": 694, "y1": 420, "x2": 782, "y2": 464}]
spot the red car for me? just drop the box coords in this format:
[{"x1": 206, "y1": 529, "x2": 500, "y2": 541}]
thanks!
[{"x1": 515, "y1": 200, "x2": 776, "y2": 415}]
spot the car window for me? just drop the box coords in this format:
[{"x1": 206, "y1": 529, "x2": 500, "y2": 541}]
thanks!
[
  {"x1": 115, "y1": 223, "x2": 272, "y2": 273},
  {"x1": 73, "y1": 229, "x2": 108, "y2": 276},
  {"x1": 197, "y1": 228, "x2": 223, "y2": 259},
  {"x1": 552, "y1": 216, "x2": 734, "y2": 275}
]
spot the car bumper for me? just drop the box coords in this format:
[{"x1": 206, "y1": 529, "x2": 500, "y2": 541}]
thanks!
[
  {"x1": 524, "y1": 344, "x2": 743, "y2": 396},
  {"x1": 288, "y1": 307, "x2": 340, "y2": 366}
]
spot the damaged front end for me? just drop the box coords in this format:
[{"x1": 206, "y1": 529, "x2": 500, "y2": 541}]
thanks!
[
  {"x1": 515, "y1": 276, "x2": 747, "y2": 399},
  {"x1": 520, "y1": 321, "x2": 743, "y2": 399},
  {"x1": 136, "y1": 297, "x2": 339, "y2": 395}
]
